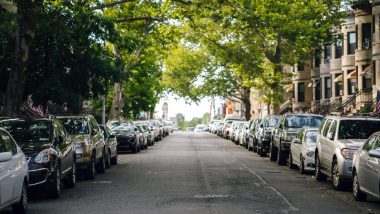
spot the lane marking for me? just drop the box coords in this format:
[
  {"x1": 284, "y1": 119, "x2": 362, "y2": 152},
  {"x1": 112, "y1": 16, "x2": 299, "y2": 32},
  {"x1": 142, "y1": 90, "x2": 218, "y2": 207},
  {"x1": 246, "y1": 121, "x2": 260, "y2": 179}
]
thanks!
[{"x1": 194, "y1": 194, "x2": 231, "y2": 199}]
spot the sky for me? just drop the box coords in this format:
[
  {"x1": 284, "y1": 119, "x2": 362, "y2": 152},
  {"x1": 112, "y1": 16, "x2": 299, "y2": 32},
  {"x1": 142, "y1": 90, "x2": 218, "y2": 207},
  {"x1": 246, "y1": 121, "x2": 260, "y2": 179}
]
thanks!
[{"x1": 154, "y1": 95, "x2": 212, "y2": 121}]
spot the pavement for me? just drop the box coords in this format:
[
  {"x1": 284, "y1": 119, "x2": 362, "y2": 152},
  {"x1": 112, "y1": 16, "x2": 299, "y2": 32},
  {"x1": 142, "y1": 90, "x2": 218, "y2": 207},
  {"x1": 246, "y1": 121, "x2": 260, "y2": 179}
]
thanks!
[{"x1": 3, "y1": 132, "x2": 380, "y2": 214}]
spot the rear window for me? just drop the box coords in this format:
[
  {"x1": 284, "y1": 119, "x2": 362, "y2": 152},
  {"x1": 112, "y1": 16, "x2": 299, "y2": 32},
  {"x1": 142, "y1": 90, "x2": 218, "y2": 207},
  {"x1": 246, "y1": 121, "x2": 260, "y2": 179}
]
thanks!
[{"x1": 338, "y1": 120, "x2": 380, "y2": 139}]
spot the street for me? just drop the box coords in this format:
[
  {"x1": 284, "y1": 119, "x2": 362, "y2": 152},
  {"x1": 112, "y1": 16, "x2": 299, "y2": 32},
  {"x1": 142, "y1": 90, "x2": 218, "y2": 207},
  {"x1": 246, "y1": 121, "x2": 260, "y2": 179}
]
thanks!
[{"x1": 4, "y1": 132, "x2": 380, "y2": 214}]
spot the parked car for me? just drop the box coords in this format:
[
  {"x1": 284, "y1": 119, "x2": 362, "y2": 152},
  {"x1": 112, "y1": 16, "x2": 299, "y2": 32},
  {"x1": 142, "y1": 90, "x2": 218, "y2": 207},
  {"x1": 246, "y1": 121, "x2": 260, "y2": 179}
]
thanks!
[
  {"x1": 271, "y1": 114, "x2": 323, "y2": 165},
  {"x1": 99, "y1": 125, "x2": 118, "y2": 167},
  {"x1": 315, "y1": 115, "x2": 380, "y2": 190},
  {"x1": 248, "y1": 119, "x2": 261, "y2": 152},
  {"x1": 135, "y1": 121, "x2": 155, "y2": 146},
  {"x1": 58, "y1": 115, "x2": 106, "y2": 180},
  {"x1": 0, "y1": 128, "x2": 28, "y2": 213},
  {"x1": 256, "y1": 115, "x2": 280, "y2": 157},
  {"x1": 289, "y1": 127, "x2": 318, "y2": 173},
  {"x1": 111, "y1": 122, "x2": 140, "y2": 153},
  {"x1": 209, "y1": 120, "x2": 222, "y2": 134},
  {"x1": 352, "y1": 131, "x2": 380, "y2": 201},
  {"x1": 233, "y1": 122, "x2": 244, "y2": 145},
  {"x1": 148, "y1": 120, "x2": 161, "y2": 141},
  {"x1": 222, "y1": 121, "x2": 233, "y2": 138},
  {"x1": 0, "y1": 118, "x2": 76, "y2": 198},
  {"x1": 194, "y1": 124, "x2": 207, "y2": 132},
  {"x1": 239, "y1": 122, "x2": 250, "y2": 147},
  {"x1": 135, "y1": 123, "x2": 148, "y2": 150}
]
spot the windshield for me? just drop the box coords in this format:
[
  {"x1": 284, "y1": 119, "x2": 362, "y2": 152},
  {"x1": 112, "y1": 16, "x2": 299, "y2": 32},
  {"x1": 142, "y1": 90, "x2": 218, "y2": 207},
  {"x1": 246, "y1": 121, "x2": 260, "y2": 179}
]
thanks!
[
  {"x1": 285, "y1": 115, "x2": 323, "y2": 129},
  {"x1": 338, "y1": 120, "x2": 380, "y2": 139},
  {"x1": 265, "y1": 117, "x2": 280, "y2": 127},
  {"x1": 304, "y1": 131, "x2": 318, "y2": 143},
  {"x1": 0, "y1": 120, "x2": 51, "y2": 145},
  {"x1": 59, "y1": 118, "x2": 89, "y2": 135}
]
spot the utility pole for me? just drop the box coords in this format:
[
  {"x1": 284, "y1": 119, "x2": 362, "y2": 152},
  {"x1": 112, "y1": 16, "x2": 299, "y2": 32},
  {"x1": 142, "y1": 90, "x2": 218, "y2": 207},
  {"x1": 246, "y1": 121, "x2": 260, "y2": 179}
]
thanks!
[{"x1": 102, "y1": 95, "x2": 106, "y2": 125}]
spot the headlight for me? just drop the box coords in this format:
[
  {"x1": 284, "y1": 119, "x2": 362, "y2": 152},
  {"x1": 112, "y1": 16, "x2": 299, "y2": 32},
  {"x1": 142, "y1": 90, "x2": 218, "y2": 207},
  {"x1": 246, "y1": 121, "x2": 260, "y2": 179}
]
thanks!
[
  {"x1": 306, "y1": 151, "x2": 315, "y2": 157},
  {"x1": 341, "y1": 148, "x2": 355, "y2": 159},
  {"x1": 34, "y1": 148, "x2": 58, "y2": 163}
]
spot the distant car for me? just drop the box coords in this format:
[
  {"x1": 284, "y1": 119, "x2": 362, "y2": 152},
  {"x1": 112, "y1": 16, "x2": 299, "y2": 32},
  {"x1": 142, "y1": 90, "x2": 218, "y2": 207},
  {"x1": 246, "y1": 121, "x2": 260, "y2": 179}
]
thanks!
[
  {"x1": 194, "y1": 124, "x2": 206, "y2": 132},
  {"x1": 1, "y1": 118, "x2": 76, "y2": 198},
  {"x1": 112, "y1": 122, "x2": 140, "y2": 153},
  {"x1": 58, "y1": 115, "x2": 106, "y2": 180},
  {"x1": 0, "y1": 128, "x2": 28, "y2": 213},
  {"x1": 352, "y1": 131, "x2": 380, "y2": 201},
  {"x1": 315, "y1": 115, "x2": 380, "y2": 190},
  {"x1": 135, "y1": 121, "x2": 155, "y2": 146},
  {"x1": 135, "y1": 124, "x2": 148, "y2": 150},
  {"x1": 99, "y1": 125, "x2": 118, "y2": 167},
  {"x1": 256, "y1": 115, "x2": 280, "y2": 157},
  {"x1": 239, "y1": 122, "x2": 249, "y2": 146},
  {"x1": 186, "y1": 127, "x2": 195, "y2": 132},
  {"x1": 289, "y1": 128, "x2": 318, "y2": 173},
  {"x1": 271, "y1": 114, "x2": 323, "y2": 165}
]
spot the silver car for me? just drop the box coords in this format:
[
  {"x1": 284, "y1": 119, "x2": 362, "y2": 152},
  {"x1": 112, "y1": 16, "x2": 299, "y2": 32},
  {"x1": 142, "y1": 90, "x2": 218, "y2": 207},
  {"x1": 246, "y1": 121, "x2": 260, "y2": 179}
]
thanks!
[
  {"x1": 315, "y1": 116, "x2": 380, "y2": 190},
  {"x1": 352, "y1": 131, "x2": 380, "y2": 201},
  {"x1": 289, "y1": 128, "x2": 318, "y2": 174}
]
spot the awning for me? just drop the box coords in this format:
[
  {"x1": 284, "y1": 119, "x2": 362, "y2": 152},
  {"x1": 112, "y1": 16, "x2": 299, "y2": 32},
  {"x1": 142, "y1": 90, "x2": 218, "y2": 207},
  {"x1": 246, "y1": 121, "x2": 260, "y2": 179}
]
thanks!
[
  {"x1": 334, "y1": 75, "x2": 343, "y2": 82},
  {"x1": 285, "y1": 84, "x2": 293, "y2": 92},
  {"x1": 347, "y1": 70, "x2": 357, "y2": 78},
  {"x1": 360, "y1": 64, "x2": 373, "y2": 76}
]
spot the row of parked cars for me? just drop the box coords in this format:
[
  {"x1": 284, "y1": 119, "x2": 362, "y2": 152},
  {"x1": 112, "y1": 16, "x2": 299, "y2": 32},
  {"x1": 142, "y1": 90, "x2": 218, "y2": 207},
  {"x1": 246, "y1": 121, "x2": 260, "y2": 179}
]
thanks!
[
  {"x1": 0, "y1": 115, "x2": 172, "y2": 213},
  {"x1": 209, "y1": 113, "x2": 380, "y2": 202}
]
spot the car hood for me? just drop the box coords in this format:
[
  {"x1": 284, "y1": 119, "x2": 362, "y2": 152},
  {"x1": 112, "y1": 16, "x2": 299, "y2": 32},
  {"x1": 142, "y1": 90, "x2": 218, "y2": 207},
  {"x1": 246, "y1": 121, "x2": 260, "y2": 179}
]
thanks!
[
  {"x1": 338, "y1": 139, "x2": 366, "y2": 149},
  {"x1": 68, "y1": 134, "x2": 89, "y2": 143},
  {"x1": 19, "y1": 142, "x2": 51, "y2": 156}
]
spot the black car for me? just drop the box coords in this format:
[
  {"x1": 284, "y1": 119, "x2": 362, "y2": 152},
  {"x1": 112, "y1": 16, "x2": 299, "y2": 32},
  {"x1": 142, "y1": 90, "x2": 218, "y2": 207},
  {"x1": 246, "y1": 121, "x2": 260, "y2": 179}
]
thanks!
[
  {"x1": 0, "y1": 118, "x2": 76, "y2": 198},
  {"x1": 270, "y1": 114, "x2": 323, "y2": 165},
  {"x1": 256, "y1": 115, "x2": 281, "y2": 157},
  {"x1": 111, "y1": 122, "x2": 140, "y2": 153}
]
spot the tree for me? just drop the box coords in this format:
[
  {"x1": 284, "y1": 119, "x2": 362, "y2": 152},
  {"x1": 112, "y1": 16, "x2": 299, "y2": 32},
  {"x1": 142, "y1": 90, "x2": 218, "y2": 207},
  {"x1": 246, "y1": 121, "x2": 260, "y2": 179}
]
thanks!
[{"x1": 176, "y1": 113, "x2": 185, "y2": 130}]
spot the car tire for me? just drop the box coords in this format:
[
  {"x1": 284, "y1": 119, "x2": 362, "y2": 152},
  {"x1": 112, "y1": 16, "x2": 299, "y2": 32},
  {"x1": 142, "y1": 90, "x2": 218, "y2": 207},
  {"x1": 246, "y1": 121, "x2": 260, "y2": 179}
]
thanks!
[
  {"x1": 248, "y1": 142, "x2": 253, "y2": 151},
  {"x1": 12, "y1": 181, "x2": 27, "y2": 214},
  {"x1": 96, "y1": 149, "x2": 106, "y2": 174},
  {"x1": 315, "y1": 154, "x2": 327, "y2": 181},
  {"x1": 277, "y1": 144, "x2": 286, "y2": 165},
  {"x1": 111, "y1": 153, "x2": 118, "y2": 165},
  {"x1": 259, "y1": 146, "x2": 266, "y2": 157},
  {"x1": 332, "y1": 159, "x2": 344, "y2": 190},
  {"x1": 288, "y1": 152, "x2": 296, "y2": 169},
  {"x1": 64, "y1": 160, "x2": 76, "y2": 188},
  {"x1": 269, "y1": 143, "x2": 277, "y2": 161},
  {"x1": 132, "y1": 145, "x2": 138, "y2": 153},
  {"x1": 353, "y1": 171, "x2": 367, "y2": 201},
  {"x1": 86, "y1": 154, "x2": 96, "y2": 180},
  {"x1": 48, "y1": 167, "x2": 61, "y2": 198},
  {"x1": 299, "y1": 156, "x2": 305, "y2": 174},
  {"x1": 105, "y1": 149, "x2": 111, "y2": 169}
]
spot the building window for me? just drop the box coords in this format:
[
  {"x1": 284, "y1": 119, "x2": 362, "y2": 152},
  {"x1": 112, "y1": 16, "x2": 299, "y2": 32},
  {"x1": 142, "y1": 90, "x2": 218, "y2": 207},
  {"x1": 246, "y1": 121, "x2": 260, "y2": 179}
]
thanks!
[
  {"x1": 297, "y1": 62, "x2": 304, "y2": 71},
  {"x1": 362, "y1": 23, "x2": 372, "y2": 49},
  {"x1": 325, "y1": 77, "x2": 331, "y2": 98},
  {"x1": 324, "y1": 45, "x2": 331, "y2": 63},
  {"x1": 335, "y1": 36, "x2": 342, "y2": 58},
  {"x1": 314, "y1": 50, "x2": 321, "y2": 68},
  {"x1": 362, "y1": 65, "x2": 372, "y2": 90},
  {"x1": 298, "y1": 83, "x2": 305, "y2": 102},
  {"x1": 348, "y1": 32, "x2": 356, "y2": 55},
  {"x1": 315, "y1": 81, "x2": 321, "y2": 101},
  {"x1": 335, "y1": 74, "x2": 343, "y2": 96},
  {"x1": 347, "y1": 76, "x2": 356, "y2": 95}
]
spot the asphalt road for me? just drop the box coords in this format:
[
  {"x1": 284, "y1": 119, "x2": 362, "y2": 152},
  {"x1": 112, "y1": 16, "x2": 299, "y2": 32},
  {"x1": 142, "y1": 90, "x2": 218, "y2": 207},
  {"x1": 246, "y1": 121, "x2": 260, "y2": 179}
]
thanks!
[{"x1": 3, "y1": 132, "x2": 380, "y2": 214}]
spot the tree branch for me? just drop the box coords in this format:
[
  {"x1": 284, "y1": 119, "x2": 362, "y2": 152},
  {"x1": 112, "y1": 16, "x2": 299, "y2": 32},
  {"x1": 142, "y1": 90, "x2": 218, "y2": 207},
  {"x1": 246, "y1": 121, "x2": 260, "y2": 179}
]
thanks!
[
  {"x1": 115, "y1": 16, "x2": 163, "y2": 23},
  {"x1": 172, "y1": 0, "x2": 193, "y2": 6},
  {"x1": 92, "y1": 0, "x2": 136, "y2": 10}
]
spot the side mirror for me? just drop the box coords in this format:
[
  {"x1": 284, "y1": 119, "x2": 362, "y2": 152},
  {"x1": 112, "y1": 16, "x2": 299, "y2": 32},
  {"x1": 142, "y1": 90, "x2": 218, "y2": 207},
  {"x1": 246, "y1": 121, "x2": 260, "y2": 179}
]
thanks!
[
  {"x1": 0, "y1": 152, "x2": 12, "y2": 162},
  {"x1": 292, "y1": 139, "x2": 302, "y2": 144},
  {"x1": 327, "y1": 132, "x2": 334, "y2": 140},
  {"x1": 369, "y1": 150, "x2": 380, "y2": 158},
  {"x1": 92, "y1": 128, "x2": 98, "y2": 136}
]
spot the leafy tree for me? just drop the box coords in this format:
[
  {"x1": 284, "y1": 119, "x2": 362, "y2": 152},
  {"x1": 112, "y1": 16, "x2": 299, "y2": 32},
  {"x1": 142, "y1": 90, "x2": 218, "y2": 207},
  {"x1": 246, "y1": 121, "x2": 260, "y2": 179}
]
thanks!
[{"x1": 176, "y1": 113, "x2": 185, "y2": 130}]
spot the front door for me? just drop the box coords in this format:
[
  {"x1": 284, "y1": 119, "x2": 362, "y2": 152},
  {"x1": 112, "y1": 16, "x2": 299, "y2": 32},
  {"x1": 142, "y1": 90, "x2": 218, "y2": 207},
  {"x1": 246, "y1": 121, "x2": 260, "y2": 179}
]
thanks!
[{"x1": 0, "y1": 133, "x2": 14, "y2": 205}]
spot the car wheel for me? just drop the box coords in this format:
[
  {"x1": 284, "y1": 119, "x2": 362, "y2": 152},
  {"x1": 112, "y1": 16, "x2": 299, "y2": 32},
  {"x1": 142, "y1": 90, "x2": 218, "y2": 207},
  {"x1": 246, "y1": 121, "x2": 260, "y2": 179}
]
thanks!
[
  {"x1": 269, "y1": 143, "x2": 277, "y2": 161},
  {"x1": 332, "y1": 159, "x2": 344, "y2": 190},
  {"x1": 111, "y1": 153, "x2": 118, "y2": 165},
  {"x1": 48, "y1": 167, "x2": 61, "y2": 198},
  {"x1": 105, "y1": 149, "x2": 111, "y2": 169},
  {"x1": 288, "y1": 152, "x2": 296, "y2": 169},
  {"x1": 12, "y1": 181, "x2": 27, "y2": 214},
  {"x1": 353, "y1": 171, "x2": 367, "y2": 201},
  {"x1": 132, "y1": 145, "x2": 138, "y2": 153},
  {"x1": 299, "y1": 156, "x2": 305, "y2": 174},
  {"x1": 315, "y1": 154, "x2": 327, "y2": 181},
  {"x1": 96, "y1": 149, "x2": 106, "y2": 174},
  {"x1": 86, "y1": 154, "x2": 96, "y2": 180},
  {"x1": 248, "y1": 142, "x2": 253, "y2": 151},
  {"x1": 277, "y1": 144, "x2": 286, "y2": 165},
  {"x1": 64, "y1": 160, "x2": 76, "y2": 188}
]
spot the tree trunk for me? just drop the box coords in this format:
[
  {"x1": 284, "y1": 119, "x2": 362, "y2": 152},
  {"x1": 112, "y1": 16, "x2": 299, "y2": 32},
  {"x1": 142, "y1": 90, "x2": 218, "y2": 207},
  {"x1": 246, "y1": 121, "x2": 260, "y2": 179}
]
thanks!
[
  {"x1": 270, "y1": 37, "x2": 283, "y2": 115},
  {"x1": 242, "y1": 87, "x2": 251, "y2": 120},
  {"x1": 108, "y1": 83, "x2": 123, "y2": 120},
  {"x1": 4, "y1": 0, "x2": 42, "y2": 117}
]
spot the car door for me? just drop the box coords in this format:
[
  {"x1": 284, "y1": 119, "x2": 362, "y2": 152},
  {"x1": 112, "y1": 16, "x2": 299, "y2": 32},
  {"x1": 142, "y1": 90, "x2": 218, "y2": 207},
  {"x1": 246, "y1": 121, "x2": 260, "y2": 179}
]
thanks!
[
  {"x1": 294, "y1": 129, "x2": 304, "y2": 166},
  {"x1": 357, "y1": 135, "x2": 377, "y2": 194},
  {"x1": 325, "y1": 119, "x2": 337, "y2": 172},
  {"x1": 89, "y1": 117, "x2": 103, "y2": 159},
  {"x1": 0, "y1": 131, "x2": 16, "y2": 205},
  {"x1": 320, "y1": 119, "x2": 332, "y2": 169},
  {"x1": 55, "y1": 120, "x2": 73, "y2": 176},
  {"x1": 364, "y1": 136, "x2": 380, "y2": 196}
]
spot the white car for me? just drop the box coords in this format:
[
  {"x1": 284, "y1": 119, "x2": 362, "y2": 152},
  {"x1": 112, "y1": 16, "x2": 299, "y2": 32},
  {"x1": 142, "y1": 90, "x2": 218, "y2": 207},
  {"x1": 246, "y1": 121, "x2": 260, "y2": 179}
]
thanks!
[
  {"x1": 289, "y1": 128, "x2": 318, "y2": 174},
  {"x1": 0, "y1": 128, "x2": 28, "y2": 213},
  {"x1": 194, "y1": 124, "x2": 206, "y2": 132}
]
